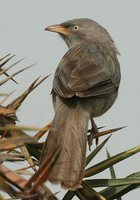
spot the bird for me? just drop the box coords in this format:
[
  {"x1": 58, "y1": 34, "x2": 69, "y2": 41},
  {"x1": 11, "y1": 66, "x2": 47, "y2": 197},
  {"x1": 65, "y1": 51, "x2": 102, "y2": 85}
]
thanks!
[{"x1": 40, "y1": 18, "x2": 121, "y2": 190}]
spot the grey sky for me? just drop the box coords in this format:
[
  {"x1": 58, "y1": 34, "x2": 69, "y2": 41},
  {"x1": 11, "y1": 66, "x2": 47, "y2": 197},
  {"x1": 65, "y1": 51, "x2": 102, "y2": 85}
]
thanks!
[{"x1": 0, "y1": 0, "x2": 140, "y2": 199}]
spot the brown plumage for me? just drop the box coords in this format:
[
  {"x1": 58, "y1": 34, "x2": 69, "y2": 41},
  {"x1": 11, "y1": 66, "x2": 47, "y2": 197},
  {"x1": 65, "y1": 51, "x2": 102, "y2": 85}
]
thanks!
[{"x1": 40, "y1": 18, "x2": 121, "y2": 190}]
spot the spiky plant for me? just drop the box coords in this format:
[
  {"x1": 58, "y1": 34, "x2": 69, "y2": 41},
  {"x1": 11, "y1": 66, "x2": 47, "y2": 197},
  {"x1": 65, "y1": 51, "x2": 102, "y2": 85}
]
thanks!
[{"x1": 0, "y1": 54, "x2": 140, "y2": 200}]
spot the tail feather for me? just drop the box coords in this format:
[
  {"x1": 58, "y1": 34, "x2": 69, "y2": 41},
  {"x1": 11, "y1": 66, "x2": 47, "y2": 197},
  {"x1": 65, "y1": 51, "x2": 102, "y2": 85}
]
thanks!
[{"x1": 40, "y1": 99, "x2": 90, "y2": 190}]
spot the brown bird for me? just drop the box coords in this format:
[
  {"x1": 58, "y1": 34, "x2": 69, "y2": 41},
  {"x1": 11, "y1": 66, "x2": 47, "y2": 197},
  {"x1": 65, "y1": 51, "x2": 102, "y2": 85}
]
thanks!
[{"x1": 40, "y1": 18, "x2": 121, "y2": 190}]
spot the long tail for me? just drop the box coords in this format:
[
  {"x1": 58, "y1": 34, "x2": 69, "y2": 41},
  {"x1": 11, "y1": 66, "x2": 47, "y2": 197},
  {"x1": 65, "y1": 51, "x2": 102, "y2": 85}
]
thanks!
[{"x1": 40, "y1": 98, "x2": 90, "y2": 190}]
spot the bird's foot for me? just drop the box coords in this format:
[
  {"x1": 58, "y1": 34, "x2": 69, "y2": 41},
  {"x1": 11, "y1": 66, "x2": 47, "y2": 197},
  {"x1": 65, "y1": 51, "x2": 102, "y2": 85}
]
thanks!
[{"x1": 87, "y1": 118, "x2": 99, "y2": 150}]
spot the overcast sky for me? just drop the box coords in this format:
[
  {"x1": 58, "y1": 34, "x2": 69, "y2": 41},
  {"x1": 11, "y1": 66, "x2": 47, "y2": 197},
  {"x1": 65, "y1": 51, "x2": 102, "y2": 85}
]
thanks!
[{"x1": 0, "y1": 0, "x2": 140, "y2": 199}]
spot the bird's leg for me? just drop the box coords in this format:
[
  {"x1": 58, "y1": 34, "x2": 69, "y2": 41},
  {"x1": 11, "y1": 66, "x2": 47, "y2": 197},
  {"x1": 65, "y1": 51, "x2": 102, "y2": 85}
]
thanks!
[{"x1": 88, "y1": 118, "x2": 99, "y2": 150}]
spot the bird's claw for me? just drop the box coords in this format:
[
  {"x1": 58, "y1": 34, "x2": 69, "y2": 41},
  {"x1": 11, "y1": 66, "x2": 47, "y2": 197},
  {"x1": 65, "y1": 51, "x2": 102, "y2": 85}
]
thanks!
[{"x1": 87, "y1": 118, "x2": 99, "y2": 150}]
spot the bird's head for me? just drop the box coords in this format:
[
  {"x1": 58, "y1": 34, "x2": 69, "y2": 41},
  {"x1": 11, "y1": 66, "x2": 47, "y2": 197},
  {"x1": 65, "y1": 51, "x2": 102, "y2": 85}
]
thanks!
[{"x1": 45, "y1": 18, "x2": 115, "y2": 49}]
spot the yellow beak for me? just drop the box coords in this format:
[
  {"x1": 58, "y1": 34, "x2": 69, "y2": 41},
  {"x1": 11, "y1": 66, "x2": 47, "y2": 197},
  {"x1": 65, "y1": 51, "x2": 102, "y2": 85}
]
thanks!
[{"x1": 44, "y1": 24, "x2": 70, "y2": 35}]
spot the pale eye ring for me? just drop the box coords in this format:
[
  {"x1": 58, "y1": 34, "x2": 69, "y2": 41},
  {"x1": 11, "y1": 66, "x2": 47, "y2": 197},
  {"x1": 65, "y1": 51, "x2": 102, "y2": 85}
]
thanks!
[{"x1": 72, "y1": 25, "x2": 79, "y2": 31}]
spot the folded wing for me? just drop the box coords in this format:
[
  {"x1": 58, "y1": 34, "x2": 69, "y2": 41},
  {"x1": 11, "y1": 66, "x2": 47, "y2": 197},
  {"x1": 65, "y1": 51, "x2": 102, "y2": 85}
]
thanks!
[{"x1": 53, "y1": 43, "x2": 120, "y2": 98}]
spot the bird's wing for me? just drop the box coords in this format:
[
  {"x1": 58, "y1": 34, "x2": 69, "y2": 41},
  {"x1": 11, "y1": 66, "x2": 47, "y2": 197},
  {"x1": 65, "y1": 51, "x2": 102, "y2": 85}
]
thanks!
[{"x1": 53, "y1": 44, "x2": 120, "y2": 98}]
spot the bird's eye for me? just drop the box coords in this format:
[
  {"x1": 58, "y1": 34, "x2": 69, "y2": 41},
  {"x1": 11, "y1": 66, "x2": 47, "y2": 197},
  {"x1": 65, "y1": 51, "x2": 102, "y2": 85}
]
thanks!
[{"x1": 72, "y1": 25, "x2": 79, "y2": 31}]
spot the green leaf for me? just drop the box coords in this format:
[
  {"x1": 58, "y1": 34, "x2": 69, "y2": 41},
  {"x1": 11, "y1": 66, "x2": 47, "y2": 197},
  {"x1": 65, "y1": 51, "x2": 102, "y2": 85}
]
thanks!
[
  {"x1": 85, "y1": 145, "x2": 140, "y2": 177},
  {"x1": 75, "y1": 191, "x2": 87, "y2": 200},
  {"x1": 106, "y1": 149, "x2": 116, "y2": 178},
  {"x1": 20, "y1": 145, "x2": 36, "y2": 171},
  {"x1": 85, "y1": 178, "x2": 140, "y2": 187},
  {"x1": 106, "y1": 149, "x2": 122, "y2": 200},
  {"x1": 62, "y1": 191, "x2": 76, "y2": 200},
  {"x1": 100, "y1": 172, "x2": 140, "y2": 199},
  {"x1": 77, "y1": 181, "x2": 107, "y2": 200},
  {"x1": 86, "y1": 136, "x2": 111, "y2": 166}
]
